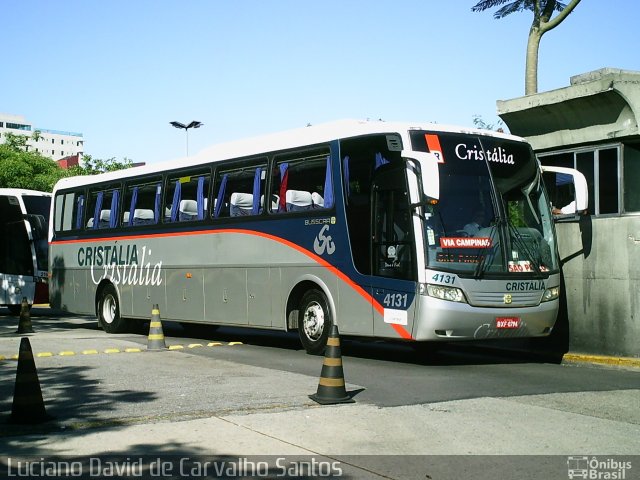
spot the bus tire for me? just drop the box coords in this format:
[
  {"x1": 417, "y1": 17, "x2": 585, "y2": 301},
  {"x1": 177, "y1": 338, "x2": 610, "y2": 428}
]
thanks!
[
  {"x1": 98, "y1": 284, "x2": 127, "y2": 333},
  {"x1": 298, "y1": 289, "x2": 332, "y2": 355}
]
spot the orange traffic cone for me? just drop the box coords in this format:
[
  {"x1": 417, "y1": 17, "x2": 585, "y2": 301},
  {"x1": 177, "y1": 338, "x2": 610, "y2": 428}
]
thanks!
[
  {"x1": 16, "y1": 297, "x2": 34, "y2": 334},
  {"x1": 147, "y1": 304, "x2": 167, "y2": 350},
  {"x1": 309, "y1": 325, "x2": 355, "y2": 405},
  {"x1": 10, "y1": 337, "x2": 51, "y2": 424}
]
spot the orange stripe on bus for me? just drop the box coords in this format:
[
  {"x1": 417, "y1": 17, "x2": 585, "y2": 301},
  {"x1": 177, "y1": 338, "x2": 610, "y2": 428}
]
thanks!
[{"x1": 51, "y1": 228, "x2": 412, "y2": 339}]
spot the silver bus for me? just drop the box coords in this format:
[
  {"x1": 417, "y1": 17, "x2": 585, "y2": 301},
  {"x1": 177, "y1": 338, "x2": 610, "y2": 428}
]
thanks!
[
  {"x1": 48, "y1": 120, "x2": 587, "y2": 353},
  {"x1": 1, "y1": 188, "x2": 51, "y2": 314}
]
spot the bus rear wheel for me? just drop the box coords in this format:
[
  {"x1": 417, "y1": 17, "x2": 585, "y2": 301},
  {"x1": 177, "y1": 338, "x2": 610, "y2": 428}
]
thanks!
[
  {"x1": 98, "y1": 284, "x2": 127, "y2": 333},
  {"x1": 298, "y1": 289, "x2": 332, "y2": 355}
]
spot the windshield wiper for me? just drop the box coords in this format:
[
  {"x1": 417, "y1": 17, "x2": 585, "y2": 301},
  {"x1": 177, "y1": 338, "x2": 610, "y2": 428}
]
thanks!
[
  {"x1": 472, "y1": 220, "x2": 500, "y2": 279},
  {"x1": 505, "y1": 218, "x2": 544, "y2": 274}
]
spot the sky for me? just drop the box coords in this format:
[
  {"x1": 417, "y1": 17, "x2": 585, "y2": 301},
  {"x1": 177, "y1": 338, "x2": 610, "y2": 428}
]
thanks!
[{"x1": 2, "y1": 0, "x2": 639, "y2": 166}]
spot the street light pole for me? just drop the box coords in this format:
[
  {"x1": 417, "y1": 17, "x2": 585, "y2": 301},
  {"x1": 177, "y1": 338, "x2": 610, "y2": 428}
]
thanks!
[{"x1": 170, "y1": 120, "x2": 203, "y2": 156}]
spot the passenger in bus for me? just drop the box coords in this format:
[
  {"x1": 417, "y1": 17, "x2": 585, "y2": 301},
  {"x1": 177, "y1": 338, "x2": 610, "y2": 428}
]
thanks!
[
  {"x1": 463, "y1": 210, "x2": 485, "y2": 236},
  {"x1": 552, "y1": 200, "x2": 576, "y2": 215}
]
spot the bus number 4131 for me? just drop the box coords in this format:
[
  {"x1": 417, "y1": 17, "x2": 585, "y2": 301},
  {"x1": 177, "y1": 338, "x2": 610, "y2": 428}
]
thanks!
[{"x1": 383, "y1": 293, "x2": 408, "y2": 309}]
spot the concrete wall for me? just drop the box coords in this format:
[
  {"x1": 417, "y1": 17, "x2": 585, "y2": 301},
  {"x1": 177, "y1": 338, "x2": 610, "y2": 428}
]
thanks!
[
  {"x1": 497, "y1": 69, "x2": 640, "y2": 358},
  {"x1": 555, "y1": 217, "x2": 640, "y2": 357}
]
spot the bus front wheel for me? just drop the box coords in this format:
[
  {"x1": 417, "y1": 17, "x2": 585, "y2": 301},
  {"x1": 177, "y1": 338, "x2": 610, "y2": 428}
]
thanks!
[
  {"x1": 298, "y1": 290, "x2": 332, "y2": 355},
  {"x1": 98, "y1": 284, "x2": 127, "y2": 333}
]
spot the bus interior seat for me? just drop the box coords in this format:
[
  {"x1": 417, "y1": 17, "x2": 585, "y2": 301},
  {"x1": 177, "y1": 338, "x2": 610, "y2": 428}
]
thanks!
[
  {"x1": 230, "y1": 192, "x2": 253, "y2": 216},
  {"x1": 179, "y1": 199, "x2": 198, "y2": 221},
  {"x1": 311, "y1": 192, "x2": 324, "y2": 208},
  {"x1": 133, "y1": 208, "x2": 155, "y2": 225},
  {"x1": 98, "y1": 209, "x2": 111, "y2": 228},
  {"x1": 285, "y1": 190, "x2": 312, "y2": 212}
]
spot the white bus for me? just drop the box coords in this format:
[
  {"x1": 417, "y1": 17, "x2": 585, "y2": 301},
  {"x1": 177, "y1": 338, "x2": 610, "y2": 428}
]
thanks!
[
  {"x1": 48, "y1": 120, "x2": 587, "y2": 353},
  {"x1": 1, "y1": 188, "x2": 51, "y2": 314}
]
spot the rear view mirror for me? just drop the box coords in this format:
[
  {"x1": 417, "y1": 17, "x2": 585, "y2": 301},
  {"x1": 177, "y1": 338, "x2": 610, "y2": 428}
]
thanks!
[{"x1": 541, "y1": 166, "x2": 588, "y2": 216}]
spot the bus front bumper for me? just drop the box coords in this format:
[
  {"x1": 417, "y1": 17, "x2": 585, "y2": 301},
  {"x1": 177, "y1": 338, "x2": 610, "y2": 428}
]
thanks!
[{"x1": 412, "y1": 295, "x2": 558, "y2": 341}]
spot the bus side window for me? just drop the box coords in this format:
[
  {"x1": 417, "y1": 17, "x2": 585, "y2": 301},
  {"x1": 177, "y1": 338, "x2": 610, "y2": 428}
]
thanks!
[
  {"x1": 123, "y1": 180, "x2": 162, "y2": 226},
  {"x1": 272, "y1": 153, "x2": 332, "y2": 214},
  {"x1": 213, "y1": 163, "x2": 266, "y2": 219},
  {"x1": 165, "y1": 173, "x2": 211, "y2": 223},
  {"x1": 54, "y1": 192, "x2": 80, "y2": 232},
  {"x1": 86, "y1": 186, "x2": 120, "y2": 230}
]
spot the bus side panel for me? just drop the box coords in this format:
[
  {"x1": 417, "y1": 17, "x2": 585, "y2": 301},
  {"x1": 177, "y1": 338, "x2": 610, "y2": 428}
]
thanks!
[
  {"x1": 76, "y1": 268, "x2": 93, "y2": 314},
  {"x1": 336, "y1": 279, "x2": 373, "y2": 336},
  {"x1": 371, "y1": 282, "x2": 417, "y2": 340},
  {"x1": 247, "y1": 267, "x2": 274, "y2": 327},
  {"x1": 165, "y1": 267, "x2": 205, "y2": 322},
  {"x1": 204, "y1": 267, "x2": 248, "y2": 326}
]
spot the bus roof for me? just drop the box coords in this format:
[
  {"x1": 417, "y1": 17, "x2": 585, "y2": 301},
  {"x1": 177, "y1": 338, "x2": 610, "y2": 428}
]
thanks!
[
  {"x1": 0, "y1": 188, "x2": 52, "y2": 197},
  {"x1": 52, "y1": 119, "x2": 526, "y2": 192}
]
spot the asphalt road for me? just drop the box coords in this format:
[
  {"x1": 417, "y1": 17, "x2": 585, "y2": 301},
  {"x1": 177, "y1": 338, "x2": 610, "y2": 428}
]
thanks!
[
  {"x1": 2, "y1": 307, "x2": 638, "y2": 425},
  {"x1": 1, "y1": 307, "x2": 639, "y2": 479}
]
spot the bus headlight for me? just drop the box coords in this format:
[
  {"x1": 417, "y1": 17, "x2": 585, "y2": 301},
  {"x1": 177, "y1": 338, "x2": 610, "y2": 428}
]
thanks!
[
  {"x1": 541, "y1": 286, "x2": 560, "y2": 302},
  {"x1": 424, "y1": 284, "x2": 467, "y2": 303}
]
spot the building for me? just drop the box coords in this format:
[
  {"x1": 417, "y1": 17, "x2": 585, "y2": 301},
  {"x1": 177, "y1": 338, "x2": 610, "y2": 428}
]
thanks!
[
  {"x1": 497, "y1": 68, "x2": 640, "y2": 357},
  {"x1": 0, "y1": 113, "x2": 84, "y2": 162}
]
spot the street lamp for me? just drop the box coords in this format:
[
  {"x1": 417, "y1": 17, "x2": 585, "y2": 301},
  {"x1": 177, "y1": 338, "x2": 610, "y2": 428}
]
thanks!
[{"x1": 170, "y1": 120, "x2": 203, "y2": 156}]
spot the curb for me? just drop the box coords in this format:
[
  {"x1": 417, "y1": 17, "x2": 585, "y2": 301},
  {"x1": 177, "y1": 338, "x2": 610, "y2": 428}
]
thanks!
[{"x1": 562, "y1": 353, "x2": 640, "y2": 369}]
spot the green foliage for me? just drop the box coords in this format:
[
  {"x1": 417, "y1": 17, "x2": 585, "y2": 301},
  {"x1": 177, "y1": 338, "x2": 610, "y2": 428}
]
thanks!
[
  {"x1": 472, "y1": 115, "x2": 506, "y2": 132},
  {"x1": 78, "y1": 154, "x2": 133, "y2": 175},
  {"x1": 0, "y1": 141, "x2": 133, "y2": 192},
  {"x1": 471, "y1": 0, "x2": 567, "y2": 19},
  {"x1": 0, "y1": 144, "x2": 70, "y2": 192},
  {"x1": 508, "y1": 201, "x2": 526, "y2": 227}
]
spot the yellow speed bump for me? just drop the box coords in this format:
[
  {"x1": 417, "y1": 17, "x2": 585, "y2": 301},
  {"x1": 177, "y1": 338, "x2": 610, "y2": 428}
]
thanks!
[
  {"x1": 125, "y1": 348, "x2": 142, "y2": 353},
  {"x1": 82, "y1": 350, "x2": 99, "y2": 355},
  {"x1": 188, "y1": 343, "x2": 203, "y2": 349},
  {"x1": 168, "y1": 345, "x2": 184, "y2": 350},
  {"x1": 228, "y1": 342, "x2": 243, "y2": 346},
  {"x1": 104, "y1": 348, "x2": 120, "y2": 354},
  {"x1": 37, "y1": 352, "x2": 54, "y2": 358},
  {"x1": 207, "y1": 342, "x2": 222, "y2": 347},
  {"x1": 59, "y1": 351, "x2": 75, "y2": 356}
]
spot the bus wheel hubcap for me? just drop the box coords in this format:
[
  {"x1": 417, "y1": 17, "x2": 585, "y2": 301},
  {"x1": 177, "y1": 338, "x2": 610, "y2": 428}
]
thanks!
[
  {"x1": 103, "y1": 295, "x2": 116, "y2": 324},
  {"x1": 303, "y1": 302, "x2": 324, "y2": 341}
]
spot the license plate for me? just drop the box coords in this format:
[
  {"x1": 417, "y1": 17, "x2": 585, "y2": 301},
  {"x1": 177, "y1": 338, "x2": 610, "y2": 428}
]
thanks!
[{"x1": 496, "y1": 317, "x2": 521, "y2": 329}]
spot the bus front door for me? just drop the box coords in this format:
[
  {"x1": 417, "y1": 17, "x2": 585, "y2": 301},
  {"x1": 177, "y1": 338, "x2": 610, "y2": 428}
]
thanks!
[{"x1": 369, "y1": 164, "x2": 417, "y2": 338}]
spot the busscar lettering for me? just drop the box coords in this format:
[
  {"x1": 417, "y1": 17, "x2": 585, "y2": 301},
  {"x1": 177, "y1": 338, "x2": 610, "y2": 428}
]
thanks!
[
  {"x1": 77, "y1": 244, "x2": 162, "y2": 286},
  {"x1": 455, "y1": 143, "x2": 515, "y2": 165}
]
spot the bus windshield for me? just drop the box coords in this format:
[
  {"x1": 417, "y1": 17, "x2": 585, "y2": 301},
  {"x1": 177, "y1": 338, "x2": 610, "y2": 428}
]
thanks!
[{"x1": 411, "y1": 131, "x2": 558, "y2": 276}]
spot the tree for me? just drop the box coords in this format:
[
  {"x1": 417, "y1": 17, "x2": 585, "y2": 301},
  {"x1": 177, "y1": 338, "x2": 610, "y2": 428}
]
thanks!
[
  {"x1": 0, "y1": 141, "x2": 133, "y2": 191},
  {"x1": 75, "y1": 154, "x2": 133, "y2": 175},
  {"x1": 472, "y1": 114, "x2": 506, "y2": 132},
  {"x1": 0, "y1": 144, "x2": 71, "y2": 191},
  {"x1": 472, "y1": 0, "x2": 582, "y2": 95}
]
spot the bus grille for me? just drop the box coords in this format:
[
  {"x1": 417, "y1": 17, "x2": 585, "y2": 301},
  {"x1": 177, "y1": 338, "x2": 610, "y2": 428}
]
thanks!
[{"x1": 466, "y1": 291, "x2": 542, "y2": 307}]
